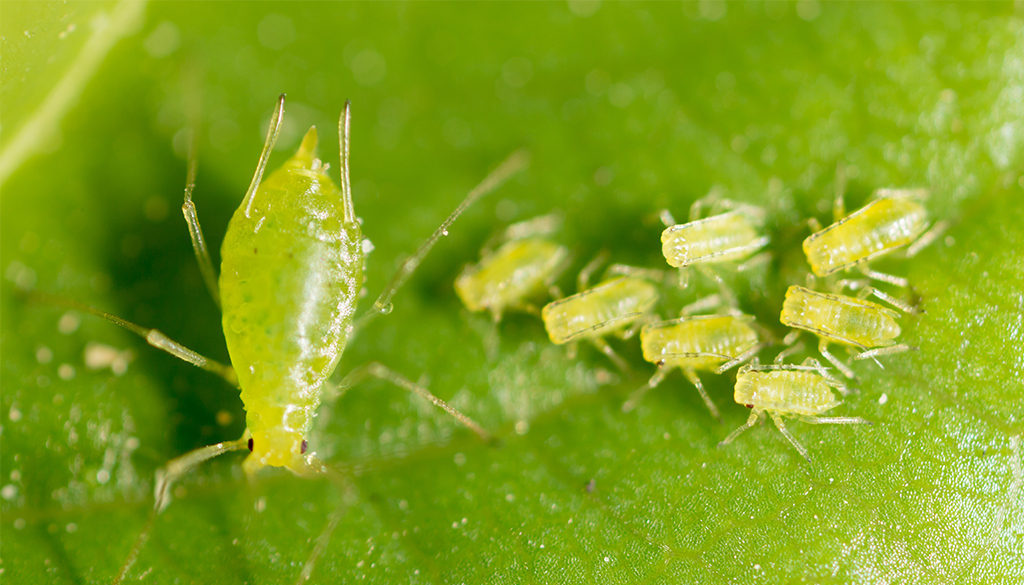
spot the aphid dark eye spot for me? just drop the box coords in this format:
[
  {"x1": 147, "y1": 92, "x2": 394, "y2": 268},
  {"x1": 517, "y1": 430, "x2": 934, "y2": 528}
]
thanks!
[
  {"x1": 745, "y1": 404, "x2": 754, "y2": 409},
  {"x1": 247, "y1": 438, "x2": 254, "y2": 451},
  {"x1": 656, "y1": 359, "x2": 665, "y2": 367},
  {"x1": 300, "y1": 440, "x2": 308, "y2": 454}
]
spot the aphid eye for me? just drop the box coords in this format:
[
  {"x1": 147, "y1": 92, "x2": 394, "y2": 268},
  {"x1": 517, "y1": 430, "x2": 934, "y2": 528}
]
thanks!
[
  {"x1": 300, "y1": 440, "x2": 308, "y2": 454},
  {"x1": 745, "y1": 404, "x2": 754, "y2": 409},
  {"x1": 656, "y1": 359, "x2": 666, "y2": 367},
  {"x1": 247, "y1": 438, "x2": 254, "y2": 452}
]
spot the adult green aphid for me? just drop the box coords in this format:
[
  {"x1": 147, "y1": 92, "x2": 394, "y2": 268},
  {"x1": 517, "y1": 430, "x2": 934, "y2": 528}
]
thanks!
[
  {"x1": 540, "y1": 256, "x2": 659, "y2": 370},
  {"x1": 718, "y1": 360, "x2": 869, "y2": 461},
  {"x1": 803, "y1": 186, "x2": 945, "y2": 287},
  {"x1": 76, "y1": 96, "x2": 527, "y2": 583},
  {"x1": 659, "y1": 195, "x2": 769, "y2": 305},
  {"x1": 455, "y1": 214, "x2": 570, "y2": 321},
  {"x1": 623, "y1": 310, "x2": 761, "y2": 418},
  {"x1": 780, "y1": 285, "x2": 910, "y2": 378}
]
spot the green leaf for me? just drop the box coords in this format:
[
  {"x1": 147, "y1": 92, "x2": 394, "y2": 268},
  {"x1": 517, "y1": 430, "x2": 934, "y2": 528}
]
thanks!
[{"x1": 3, "y1": 3, "x2": 1023, "y2": 583}]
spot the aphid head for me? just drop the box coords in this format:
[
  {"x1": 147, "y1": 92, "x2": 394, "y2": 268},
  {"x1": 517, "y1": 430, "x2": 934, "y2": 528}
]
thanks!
[{"x1": 241, "y1": 404, "x2": 321, "y2": 477}]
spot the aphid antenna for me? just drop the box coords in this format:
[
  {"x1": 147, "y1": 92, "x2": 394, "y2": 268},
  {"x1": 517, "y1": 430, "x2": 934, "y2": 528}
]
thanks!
[
  {"x1": 604, "y1": 263, "x2": 667, "y2": 284},
  {"x1": 293, "y1": 465, "x2": 356, "y2": 584},
  {"x1": 906, "y1": 219, "x2": 949, "y2": 258},
  {"x1": 658, "y1": 208, "x2": 677, "y2": 227},
  {"x1": 715, "y1": 342, "x2": 765, "y2": 375},
  {"x1": 365, "y1": 148, "x2": 530, "y2": 323},
  {"x1": 679, "y1": 293, "x2": 723, "y2": 316},
  {"x1": 622, "y1": 366, "x2": 669, "y2": 412},
  {"x1": 858, "y1": 266, "x2": 909, "y2": 288},
  {"x1": 719, "y1": 410, "x2": 761, "y2": 448},
  {"x1": 179, "y1": 102, "x2": 222, "y2": 308},
  {"x1": 577, "y1": 249, "x2": 610, "y2": 291},
  {"x1": 337, "y1": 100, "x2": 356, "y2": 224},
  {"x1": 242, "y1": 94, "x2": 287, "y2": 218}
]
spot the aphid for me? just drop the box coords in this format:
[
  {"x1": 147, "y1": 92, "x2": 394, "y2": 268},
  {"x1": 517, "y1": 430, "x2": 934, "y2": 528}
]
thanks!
[
  {"x1": 455, "y1": 214, "x2": 570, "y2": 321},
  {"x1": 803, "y1": 187, "x2": 945, "y2": 287},
  {"x1": 779, "y1": 285, "x2": 910, "y2": 378},
  {"x1": 660, "y1": 195, "x2": 769, "y2": 304},
  {"x1": 67, "y1": 96, "x2": 527, "y2": 583},
  {"x1": 718, "y1": 360, "x2": 869, "y2": 461},
  {"x1": 623, "y1": 311, "x2": 761, "y2": 418},
  {"x1": 540, "y1": 257, "x2": 659, "y2": 370}
]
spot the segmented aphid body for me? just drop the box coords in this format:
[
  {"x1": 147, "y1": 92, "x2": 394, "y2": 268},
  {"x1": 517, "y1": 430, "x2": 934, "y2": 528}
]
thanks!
[
  {"x1": 455, "y1": 236, "x2": 569, "y2": 321},
  {"x1": 542, "y1": 276, "x2": 658, "y2": 344},
  {"x1": 803, "y1": 190, "x2": 928, "y2": 277},
  {"x1": 220, "y1": 128, "x2": 360, "y2": 475},
  {"x1": 661, "y1": 210, "x2": 768, "y2": 268},
  {"x1": 781, "y1": 285, "x2": 900, "y2": 350},
  {"x1": 720, "y1": 362, "x2": 868, "y2": 461},
  {"x1": 641, "y1": 315, "x2": 758, "y2": 371},
  {"x1": 733, "y1": 365, "x2": 839, "y2": 416}
]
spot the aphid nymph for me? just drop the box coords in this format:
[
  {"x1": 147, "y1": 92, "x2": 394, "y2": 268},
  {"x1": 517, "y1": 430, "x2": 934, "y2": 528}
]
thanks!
[
  {"x1": 541, "y1": 255, "x2": 659, "y2": 370},
  {"x1": 779, "y1": 285, "x2": 911, "y2": 379},
  {"x1": 718, "y1": 360, "x2": 869, "y2": 461},
  {"x1": 659, "y1": 194, "x2": 769, "y2": 305},
  {"x1": 455, "y1": 214, "x2": 570, "y2": 321},
  {"x1": 63, "y1": 96, "x2": 526, "y2": 583},
  {"x1": 623, "y1": 311, "x2": 761, "y2": 418}
]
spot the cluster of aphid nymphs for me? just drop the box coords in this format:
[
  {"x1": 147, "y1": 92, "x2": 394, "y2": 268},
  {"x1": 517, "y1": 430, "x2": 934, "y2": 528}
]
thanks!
[{"x1": 457, "y1": 187, "x2": 945, "y2": 461}]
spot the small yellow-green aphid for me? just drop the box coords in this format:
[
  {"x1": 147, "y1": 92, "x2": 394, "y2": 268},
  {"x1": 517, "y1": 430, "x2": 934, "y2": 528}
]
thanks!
[
  {"x1": 803, "y1": 187, "x2": 943, "y2": 286},
  {"x1": 659, "y1": 195, "x2": 769, "y2": 304},
  {"x1": 541, "y1": 272, "x2": 659, "y2": 371},
  {"x1": 76, "y1": 96, "x2": 527, "y2": 584},
  {"x1": 623, "y1": 311, "x2": 761, "y2": 418},
  {"x1": 455, "y1": 214, "x2": 570, "y2": 321},
  {"x1": 719, "y1": 361, "x2": 869, "y2": 461},
  {"x1": 780, "y1": 285, "x2": 910, "y2": 378}
]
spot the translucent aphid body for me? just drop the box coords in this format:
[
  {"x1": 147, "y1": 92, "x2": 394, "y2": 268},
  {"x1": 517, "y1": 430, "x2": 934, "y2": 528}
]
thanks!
[
  {"x1": 661, "y1": 210, "x2": 768, "y2": 268},
  {"x1": 803, "y1": 189, "x2": 929, "y2": 277},
  {"x1": 220, "y1": 128, "x2": 361, "y2": 475},
  {"x1": 542, "y1": 277, "x2": 658, "y2": 344},
  {"x1": 719, "y1": 362, "x2": 868, "y2": 461},
  {"x1": 455, "y1": 217, "x2": 569, "y2": 321},
  {"x1": 541, "y1": 276, "x2": 658, "y2": 369},
  {"x1": 780, "y1": 285, "x2": 908, "y2": 378},
  {"x1": 624, "y1": 314, "x2": 760, "y2": 417}
]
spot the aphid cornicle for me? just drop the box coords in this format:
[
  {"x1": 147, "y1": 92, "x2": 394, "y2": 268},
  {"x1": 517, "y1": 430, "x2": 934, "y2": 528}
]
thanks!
[
  {"x1": 803, "y1": 187, "x2": 944, "y2": 286},
  {"x1": 541, "y1": 273, "x2": 659, "y2": 371},
  {"x1": 718, "y1": 361, "x2": 869, "y2": 461},
  {"x1": 623, "y1": 313, "x2": 760, "y2": 418},
  {"x1": 659, "y1": 195, "x2": 769, "y2": 304},
  {"x1": 78, "y1": 96, "x2": 527, "y2": 584},
  {"x1": 455, "y1": 215, "x2": 570, "y2": 321},
  {"x1": 779, "y1": 285, "x2": 910, "y2": 378}
]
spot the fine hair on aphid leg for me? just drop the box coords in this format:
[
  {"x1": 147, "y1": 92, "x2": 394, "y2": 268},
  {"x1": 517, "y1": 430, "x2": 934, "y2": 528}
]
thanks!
[{"x1": 34, "y1": 95, "x2": 528, "y2": 585}]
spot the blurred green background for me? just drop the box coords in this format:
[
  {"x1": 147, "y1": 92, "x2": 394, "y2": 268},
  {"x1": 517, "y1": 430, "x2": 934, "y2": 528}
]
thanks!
[{"x1": 2, "y1": 1, "x2": 1023, "y2": 583}]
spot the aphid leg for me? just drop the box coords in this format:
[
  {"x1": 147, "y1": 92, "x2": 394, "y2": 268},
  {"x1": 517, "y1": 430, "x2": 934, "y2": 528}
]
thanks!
[
  {"x1": 590, "y1": 337, "x2": 630, "y2": 372},
  {"x1": 735, "y1": 250, "x2": 771, "y2": 273},
  {"x1": 681, "y1": 294, "x2": 723, "y2": 316},
  {"x1": 696, "y1": 265, "x2": 737, "y2": 307},
  {"x1": 622, "y1": 366, "x2": 668, "y2": 412},
  {"x1": 683, "y1": 368, "x2": 720, "y2": 420},
  {"x1": 832, "y1": 162, "x2": 848, "y2": 222},
  {"x1": 774, "y1": 332, "x2": 804, "y2": 364},
  {"x1": 719, "y1": 410, "x2": 761, "y2": 448},
  {"x1": 336, "y1": 362, "x2": 492, "y2": 441},
  {"x1": 367, "y1": 149, "x2": 529, "y2": 320},
  {"x1": 859, "y1": 266, "x2": 908, "y2": 288},
  {"x1": 605, "y1": 263, "x2": 667, "y2": 283},
  {"x1": 548, "y1": 284, "x2": 564, "y2": 300},
  {"x1": 806, "y1": 217, "x2": 824, "y2": 234},
  {"x1": 860, "y1": 286, "x2": 919, "y2": 314},
  {"x1": 853, "y1": 344, "x2": 913, "y2": 365},
  {"x1": 241, "y1": 94, "x2": 287, "y2": 218},
  {"x1": 676, "y1": 268, "x2": 691, "y2": 290},
  {"x1": 801, "y1": 415, "x2": 870, "y2": 426},
  {"x1": 659, "y1": 209, "x2": 678, "y2": 227},
  {"x1": 715, "y1": 342, "x2": 763, "y2": 375},
  {"x1": 114, "y1": 436, "x2": 250, "y2": 584},
  {"x1": 906, "y1": 220, "x2": 949, "y2": 258},
  {"x1": 30, "y1": 292, "x2": 238, "y2": 385},
  {"x1": 768, "y1": 413, "x2": 810, "y2": 462},
  {"x1": 180, "y1": 124, "x2": 221, "y2": 308},
  {"x1": 817, "y1": 340, "x2": 855, "y2": 379},
  {"x1": 577, "y1": 250, "x2": 609, "y2": 291}
]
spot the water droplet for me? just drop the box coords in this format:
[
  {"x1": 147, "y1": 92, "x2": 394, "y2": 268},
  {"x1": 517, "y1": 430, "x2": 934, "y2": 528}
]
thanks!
[
  {"x1": 441, "y1": 229, "x2": 449, "y2": 236},
  {"x1": 377, "y1": 302, "x2": 394, "y2": 315}
]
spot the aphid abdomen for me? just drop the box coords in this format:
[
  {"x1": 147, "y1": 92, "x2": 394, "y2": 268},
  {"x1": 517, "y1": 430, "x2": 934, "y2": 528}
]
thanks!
[
  {"x1": 542, "y1": 277, "x2": 658, "y2": 344},
  {"x1": 781, "y1": 286, "x2": 901, "y2": 348},
  {"x1": 641, "y1": 315, "x2": 758, "y2": 370},
  {"x1": 455, "y1": 238, "x2": 568, "y2": 314},
  {"x1": 661, "y1": 211, "x2": 763, "y2": 267},
  {"x1": 734, "y1": 368, "x2": 838, "y2": 416},
  {"x1": 220, "y1": 128, "x2": 363, "y2": 473},
  {"x1": 803, "y1": 196, "x2": 928, "y2": 276}
]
